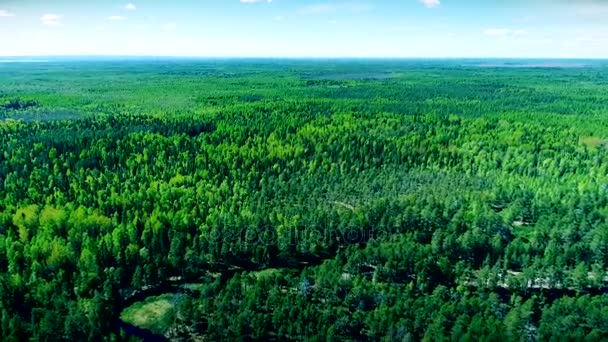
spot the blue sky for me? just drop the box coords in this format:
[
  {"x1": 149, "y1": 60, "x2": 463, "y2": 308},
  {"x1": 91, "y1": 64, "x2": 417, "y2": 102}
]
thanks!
[{"x1": 0, "y1": 0, "x2": 607, "y2": 57}]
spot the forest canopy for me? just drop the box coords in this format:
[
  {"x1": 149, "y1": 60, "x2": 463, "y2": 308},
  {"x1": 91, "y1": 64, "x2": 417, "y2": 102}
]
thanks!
[{"x1": 1, "y1": 59, "x2": 608, "y2": 341}]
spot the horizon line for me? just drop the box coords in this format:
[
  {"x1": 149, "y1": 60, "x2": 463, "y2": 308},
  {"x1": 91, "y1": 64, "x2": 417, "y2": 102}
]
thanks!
[{"x1": 1, "y1": 55, "x2": 608, "y2": 60}]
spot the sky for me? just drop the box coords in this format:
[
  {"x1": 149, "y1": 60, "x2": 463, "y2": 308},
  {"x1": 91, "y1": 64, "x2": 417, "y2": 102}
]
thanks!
[{"x1": 0, "y1": 0, "x2": 607, "y2": 58}]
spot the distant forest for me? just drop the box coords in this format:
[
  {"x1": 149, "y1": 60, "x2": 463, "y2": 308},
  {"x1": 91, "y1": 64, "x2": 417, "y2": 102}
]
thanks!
[{"x1": 2, "y1": 59, "x2": 608, "y2": 340}]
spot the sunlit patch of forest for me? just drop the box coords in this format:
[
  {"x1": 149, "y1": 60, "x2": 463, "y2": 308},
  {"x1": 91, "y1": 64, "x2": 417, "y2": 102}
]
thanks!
[{"x1": 2, "y1": 59, "x2": 608, "y2": 340}]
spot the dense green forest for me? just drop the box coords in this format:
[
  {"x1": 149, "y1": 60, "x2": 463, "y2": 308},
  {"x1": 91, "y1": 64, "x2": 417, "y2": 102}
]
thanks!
[{"x1": 2, "y1": 58, "x2": 608, "y2": 341}]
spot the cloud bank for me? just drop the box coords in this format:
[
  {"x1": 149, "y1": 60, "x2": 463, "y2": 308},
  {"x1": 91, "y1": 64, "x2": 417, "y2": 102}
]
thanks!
[
  {"x1": 419, "y1": 0, "x2": 440, "y2": 9},
  {"x1": 41, "y1": 14, "x2": 61, "y2": 26},
  {"x1": 0, "y1": 9, "x2": 15, "y2": 17}
]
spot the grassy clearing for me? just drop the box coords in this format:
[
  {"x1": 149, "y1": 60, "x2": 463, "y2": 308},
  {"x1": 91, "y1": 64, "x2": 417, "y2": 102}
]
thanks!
[
  {"x1": 120, "y1": 294, "x2": 176, "y2": 335},
  {"x1": 250, "y1": 268, "x2": 281, "y2": 280},
  {"x1": 581, "y1": 136, "x2": 608, "y2": 149}
]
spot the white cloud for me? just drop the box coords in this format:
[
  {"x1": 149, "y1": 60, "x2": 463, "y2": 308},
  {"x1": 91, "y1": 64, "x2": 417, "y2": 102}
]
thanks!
[
  {"x1": 419, "y1": 0, "x2": 440, "y2": 8},
  {"x1": 41, "y1": 14, "x2": 62, "y2": 26},
  {"x1": 240, "y1": 0, "x2": 272, "y2": 3},
  {"x1": 124, "y1": 3, "x2": 137, "y2": 10},
  {"x1": 108, "y1": 15, "x2": 127, "y2": 21},
  {"x1": 328, "y1": 20, "x2": 338, "y2": 25},
  {"x1": 0, "y1": 9, "x2": 15, "y2": 17},
  {"x1": 484, "y1": 28, "x2": 528, "y2": 37}
]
